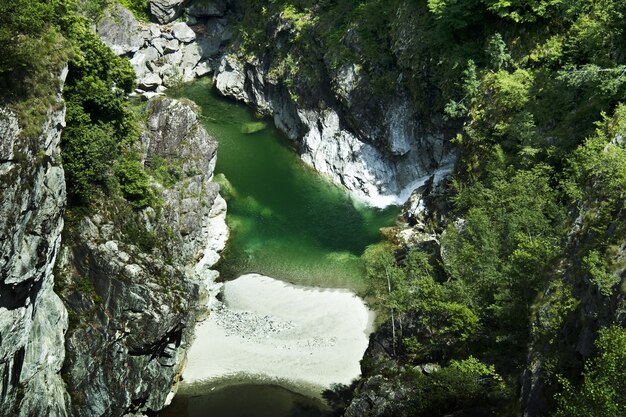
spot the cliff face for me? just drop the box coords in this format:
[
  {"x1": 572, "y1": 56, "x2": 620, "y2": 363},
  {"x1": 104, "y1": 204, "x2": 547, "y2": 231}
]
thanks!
[
  {"x1": 57, "y1": 98, "x2": 227, "y2": 416},
  {"x1": 214, "y1": 53, "x2": 454, "y2": 207},
  {"x1": 0, "y1": 70, "x2": 69, "y2": 416},
  {"x1": 0, "y1": 49, "x2": 227, "y2": 417}
]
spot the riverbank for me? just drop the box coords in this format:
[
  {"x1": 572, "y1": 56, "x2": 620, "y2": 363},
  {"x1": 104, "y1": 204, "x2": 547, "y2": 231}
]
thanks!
[{"x1": 180, "y1": 274, "x2": 374, "y2": 398}]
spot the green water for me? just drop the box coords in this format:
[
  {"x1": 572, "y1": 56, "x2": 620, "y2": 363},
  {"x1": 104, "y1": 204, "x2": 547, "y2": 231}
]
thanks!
[{"x1": 171, "y1": 79, "x2": 399, "y2": 291}]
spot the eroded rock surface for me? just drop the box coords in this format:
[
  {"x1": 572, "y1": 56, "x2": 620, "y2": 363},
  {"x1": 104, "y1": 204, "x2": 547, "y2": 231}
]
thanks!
[
  {"x1": 214, "y1": 54, "x2": 455, "y2": 207},
  {"x1": 58, "y1": 98, "x2": 227, "y2": 416},
  {"x1": 0, "y1": 71, "x2": 69, "y2": 416}
]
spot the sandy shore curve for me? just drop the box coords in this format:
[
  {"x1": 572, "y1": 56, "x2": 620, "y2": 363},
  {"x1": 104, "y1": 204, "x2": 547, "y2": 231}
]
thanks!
[{"x1": 181, "y1": 273, "x2": 374, "y2": 396}]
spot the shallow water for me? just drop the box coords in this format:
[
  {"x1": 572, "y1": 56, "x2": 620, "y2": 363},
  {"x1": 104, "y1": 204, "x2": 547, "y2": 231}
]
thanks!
[{"x1": 170, "y1": 79, "x2": 399, "y2": 291}]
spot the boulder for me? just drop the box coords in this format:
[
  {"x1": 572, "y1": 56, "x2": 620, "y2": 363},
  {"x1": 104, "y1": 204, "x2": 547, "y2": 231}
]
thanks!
[
  {"x1": 97, "y1": 3, "x2": 147, "y2": 55},
  {"x1": 150, "y1": 0, "x2": 188, "y2": 24},
  {"x1": 214, "y1": 55, "x2": 248, "y2": 102},
  {"x1": 171, "y1": 22, "x2": 196, "y2": 43},
  {"x1": 164, "y1": 38, "x2": 180, "y2": 53},
  {"x1": 181, "y1": 44, "x2": 202, "y2": 76},
  {"x1": 139, "y1": 73, "x2": 163, "y2": 90},
  {"x1": 194, "y1": 61, "x2": 212, "y2": 78},
  {"x1": 130, "y1": 46, "x2": 161, "y2": 78}
]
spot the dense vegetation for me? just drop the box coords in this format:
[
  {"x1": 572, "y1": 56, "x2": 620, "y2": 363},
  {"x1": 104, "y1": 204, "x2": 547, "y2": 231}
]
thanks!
[
  {"x1": 232, "y1": 0, "x2": 625, "y2": 415},
  {"x1": 1, "y1": 0, "x2": 624, "y2": 415},
  {"x1": 0, "y1": 0, "x2": 155, "y2": 208}
]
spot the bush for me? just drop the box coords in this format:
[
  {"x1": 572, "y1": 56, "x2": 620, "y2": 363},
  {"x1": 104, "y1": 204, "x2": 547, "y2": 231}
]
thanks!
[{"x1": 115, "y1": 157, "x2": 156, "y2": 209}]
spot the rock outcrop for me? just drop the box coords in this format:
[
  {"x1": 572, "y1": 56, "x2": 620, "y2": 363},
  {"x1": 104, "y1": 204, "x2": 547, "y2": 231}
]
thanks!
[
  {"x1": 214, "y1": 53, "x2": 455, "y2": 207},
  {"x1": 57, "y1": 98, "x2": 227, "y2": 416},
  {"x1": 149, "y1": 0, "x2": 189, "y2": 24},
  {"x1": 0, "y1": 70, "x2": 69, "y2": 416},
  {"x1": 97, "y1": 2, "x2": 232, "y2": 98}
]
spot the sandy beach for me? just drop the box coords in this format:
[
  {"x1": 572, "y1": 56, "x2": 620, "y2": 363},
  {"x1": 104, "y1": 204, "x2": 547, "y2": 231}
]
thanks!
[{"x1": 181, "y1": 273, "x2": 374, "y2": 396}]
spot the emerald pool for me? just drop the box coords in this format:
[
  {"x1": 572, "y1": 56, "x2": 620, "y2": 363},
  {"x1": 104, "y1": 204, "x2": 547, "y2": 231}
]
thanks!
[
  {"x1": 162, "y1": 80, "x2": 399, "y2": 417},
  {"x1": 171, "y1": 79, "x2": 400, "y2": 291}
]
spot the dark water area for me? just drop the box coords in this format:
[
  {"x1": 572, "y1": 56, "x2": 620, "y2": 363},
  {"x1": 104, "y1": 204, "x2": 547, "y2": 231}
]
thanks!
[{"x1": 159, "y1": 384, "x2": 334, "y2": 417}]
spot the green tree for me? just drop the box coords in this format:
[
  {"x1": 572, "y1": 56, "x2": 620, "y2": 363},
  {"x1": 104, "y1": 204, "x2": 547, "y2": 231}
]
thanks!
[{"x1": 554, "y1": 325, "x2": 626, "y2": 417}]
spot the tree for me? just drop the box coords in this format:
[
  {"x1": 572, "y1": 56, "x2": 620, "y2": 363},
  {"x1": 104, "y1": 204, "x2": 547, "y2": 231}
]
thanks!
[{"x1": 554, "y1": 325, "x2": 626, "y2": 417}]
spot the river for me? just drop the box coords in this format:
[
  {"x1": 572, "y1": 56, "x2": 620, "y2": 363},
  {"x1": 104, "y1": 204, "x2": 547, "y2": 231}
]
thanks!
[{"x1": 160, "y1": 80, "x2": 399, "y2": 416}]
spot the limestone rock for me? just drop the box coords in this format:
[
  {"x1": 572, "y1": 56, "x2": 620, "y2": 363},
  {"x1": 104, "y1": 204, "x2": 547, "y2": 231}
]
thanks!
[
  {"x1": 171, "y1": 22, "x2": 196, "y2": 43},
  {"x1": 129, "y1": 46, "x2": 160, "y2": 79},
  {"x1": 194, "y1": 61, "x2": 212, "y2": 77},
  {"x1": 180, "y1": 43, "x2": 202, "y2": 81},
  {"x1": 150, "y1": 0, "x2": 188, "y2": 24},
  {"x1": 97, "y1": 3, "x2": 147, "y2": 55},
  {"x1": 0, "y1": 70, "x2": 69, "y2": 416},
  {"x1": 215, "y1": 55, "x2": 248, "y2": 102},
  {"x1": 139, "y1": 72, "x2": 163, "y2": 90},
  {"x1": 59, "y1": 98, "x2": 227, "y2": 416}
]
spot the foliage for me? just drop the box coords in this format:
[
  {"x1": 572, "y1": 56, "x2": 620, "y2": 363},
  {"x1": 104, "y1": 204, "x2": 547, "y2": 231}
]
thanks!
[
  {"x1": 407, "y1": 357, "x2": 507, "y2": 415},
  {"x1": 554, "y1": 325, "x2": 626, "y2": 417},
  {"x1": 115, "y1": 156, "x2": 156, "y2": 209},
  {"x1": 118, "y1": 0, "x2": 150, "y2": 21},
  {"x1": 583, "y1": 251, "x2": 620, "y2": 296}
]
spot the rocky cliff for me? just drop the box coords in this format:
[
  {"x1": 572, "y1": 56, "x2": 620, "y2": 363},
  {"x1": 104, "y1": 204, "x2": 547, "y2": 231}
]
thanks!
[
  {"x1": 0, "y1": 69, "x2": 70, "y2": 416},
  {"x1": 213, "y1": 52, "x2": 455, "y2": 207},
  {"x1": 97, "y1": 2, "x2": 233, "y2": 99},
  {"x1": 57, "y1": 97, "x2": 227, "y2": 416}
]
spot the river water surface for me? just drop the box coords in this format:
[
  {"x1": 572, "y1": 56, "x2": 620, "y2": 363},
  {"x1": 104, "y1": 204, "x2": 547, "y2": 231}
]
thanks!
[{"x1": 160, "y1": 80, "x2": 399, "y2": 416}]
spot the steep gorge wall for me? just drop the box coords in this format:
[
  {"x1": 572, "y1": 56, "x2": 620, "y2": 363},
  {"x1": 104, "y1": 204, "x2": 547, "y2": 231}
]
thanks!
[
  {"x1": 1, "y1": 16, "x2": 230, "y2": 413},
  {"x1": 0, "y1": 70, "x2": 69, "y2": 416},
  {"x1": 213, "y1": 50, "x2": 455, "y2": 207},
  {"x1": 56, "y1": 97, "x2": 227, "y2": 416}
]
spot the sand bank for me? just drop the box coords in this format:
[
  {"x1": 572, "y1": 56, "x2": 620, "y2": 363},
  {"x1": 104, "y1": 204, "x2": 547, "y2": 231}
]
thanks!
[{"x1": 181, "y1": 273, "x2": 374, "y2": 396}]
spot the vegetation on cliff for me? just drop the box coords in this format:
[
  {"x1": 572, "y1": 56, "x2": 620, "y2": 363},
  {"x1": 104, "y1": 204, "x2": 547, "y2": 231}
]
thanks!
[
  {"x1": 0, "y1": 0, "x2": 155, "y2": 209},
  {"x1": 346, "y1": 0, "x2": 626, "y2": 415}
]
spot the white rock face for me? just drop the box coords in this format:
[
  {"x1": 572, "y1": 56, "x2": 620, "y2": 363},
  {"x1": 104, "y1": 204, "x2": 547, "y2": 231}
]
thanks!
[
  {"x1": 181, "y1": 274, "x2": 374, "y2": 396},
  {"x1": 215, "y1": 55, "x2": 247, "y2": 101},
  {"x1": 214, "y1": 55, "x2": 456, "y2": 208},
  {"x1": 171, "y1": 22, "x2": 196, "y2": 43}
]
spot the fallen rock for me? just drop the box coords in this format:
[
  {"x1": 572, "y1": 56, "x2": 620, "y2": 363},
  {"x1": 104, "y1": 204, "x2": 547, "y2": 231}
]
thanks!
[
  {"x1": 194, "y1": 61, "x2": 212, "y2": 77},
  {"x1": 164, "y1": 38, "x2": 180, "y2": 53},
  {"x1": 171, "y1": 21, "x2": 196, "y2": 43},
  {"x1": 130, "y1": 46, "x2": 161, "y2": 78},
  {"x1": 139, "y1": 73, "x2": 163, "y2": 90}
]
